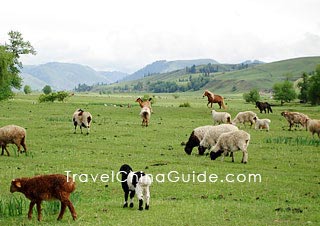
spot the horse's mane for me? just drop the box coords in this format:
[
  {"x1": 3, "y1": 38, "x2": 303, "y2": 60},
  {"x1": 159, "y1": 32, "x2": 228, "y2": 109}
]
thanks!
[{"x1": 204, "y1": 90, "x2": 214, "y2": 98}]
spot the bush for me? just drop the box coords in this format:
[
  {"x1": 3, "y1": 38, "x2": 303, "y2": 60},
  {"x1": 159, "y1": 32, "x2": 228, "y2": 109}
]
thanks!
[
  {"x1": 243, "y1": 89, "x2": 260, "y2": 103},
  {"x1": 39, "y1": 91, "x2": 69, "y2": 103},
  {"x1": 179, "y1": 102, "x2": 191, "y2": 107}
]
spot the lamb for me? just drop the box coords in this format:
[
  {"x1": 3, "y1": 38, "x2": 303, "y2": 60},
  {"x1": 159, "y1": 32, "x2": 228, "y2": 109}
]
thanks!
[
  {"x1": 306, "y1": 118, "x2": 320, "y2": 138},
  {"x1": 281, "y1": 111, "x2": 309, "y2": 130},
  {"x1": 140, "y1": 106, "x2": 151, "y2": 127},
  {"x1": 10, "y1": 174, "x2": 77, "y2": 221},
  {"x1": 211, "y1": 110, "x2": 231, "y2": 125},
  {"x1": 210, "y1": 130, "x2": 251, "y2": 164},
  {"x1": 72, "y1": 109, "x2": 92, "y2": 134},
  {"x1": 184, "y1": 125, "x2": 214, "y2": 155},
  {"x1": 198, "y1": 124, "x2": 239, "y2": 155},
  {"x1": 232, "y1": 111, "x2": 257, "y2": 128},
  {"x1": 119, "y1": 164, "x2": 152, "y2": 211},
  {"x1": 253, "y1": 116, "x2": 271, "y2": 131},
  {"x1": 0, "y1": 125, "x2": 27, "y2": 156}
]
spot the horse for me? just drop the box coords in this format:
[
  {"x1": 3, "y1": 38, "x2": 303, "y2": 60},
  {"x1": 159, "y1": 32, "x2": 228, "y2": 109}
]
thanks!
[
  {"x1": 255, "y1": 101, "x2": 273, "y2": 113},
  {"x1": 202, "y1": 90, "x2": 226, "y2": 109}
]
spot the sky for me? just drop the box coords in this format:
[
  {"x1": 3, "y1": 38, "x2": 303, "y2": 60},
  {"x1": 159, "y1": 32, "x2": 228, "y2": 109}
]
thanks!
[{"x1": 1, "y1": 0, "x2": 319, "y2": 73}]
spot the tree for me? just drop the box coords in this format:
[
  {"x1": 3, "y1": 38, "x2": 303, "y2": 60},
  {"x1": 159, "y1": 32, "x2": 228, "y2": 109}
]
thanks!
[
  {"x1": 273, "y1": 80, "x2": 296, "y2": 105},
  {"x1": 297, "y1": 72, "x2": 309, "y2": 103},
  {"x1": 23, "y1": 85, "x2": 32, "y2": 94},
  {"x1": 42, "y1": 85, "x2": 52, "y2": 94},
  {"x1": 0, "y1": 31, "x2": 36, "y2": 101},
  {"x1": 308, "y1": 65, "x2": 320, "y2": 105},
  {"x1": 243, "y1": 89, "x2": 260, "y2": 103}
]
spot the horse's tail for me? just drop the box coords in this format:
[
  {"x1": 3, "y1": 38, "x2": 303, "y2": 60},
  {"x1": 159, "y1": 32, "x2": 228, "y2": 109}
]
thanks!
[{"x1": 221, "y1": 97, "x2": 227, "y2": 109}]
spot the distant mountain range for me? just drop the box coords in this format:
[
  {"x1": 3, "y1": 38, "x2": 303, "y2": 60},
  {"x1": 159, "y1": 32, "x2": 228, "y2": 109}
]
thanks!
[
  {"x1": 21, "y1": 62, "x2": 128, "y2": 90},
  {"x1": 123, "y1": 59, "x2": 219, "y2": 81},
  {"x1": 20, "y1": 59, "x2": 221, "y2": 90}
]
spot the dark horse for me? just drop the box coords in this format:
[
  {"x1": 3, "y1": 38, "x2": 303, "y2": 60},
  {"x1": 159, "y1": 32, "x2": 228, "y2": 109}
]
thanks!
[
  {"x1": 255, "y1": 101, "x2": 273, "y2": 113},
  {"x1": 203, "y1": 90, "x2": 226, "y2": 109}
]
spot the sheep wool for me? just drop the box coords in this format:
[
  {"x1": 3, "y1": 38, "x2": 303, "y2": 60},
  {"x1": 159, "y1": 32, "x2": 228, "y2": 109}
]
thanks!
[
  {"x1": 232, "y1": 111, "x2": 257, "y2": 128},
  {"x1": 210, "y1": 130, "x2": 251, "y2": 163},
  {"x1": 0, "y1": 125, "x2": 27, "y2": 156},
  {"x1": 199, "y1": 124, "x2": 239, "y2": 155},
  {"x1": 72, "y1": 109, "x2": 92, "y2": 134},
  {"x1": 253, "y1": 116, "x2": 271, "y2": 131},
  {"x1": 307, "y1": 119, "x2": 320, "y2": 138},
  {"x1": 184, "y1": 125, "x2": 214, "y2": 155},
  {"x1": 211, "y1": 110, "x2": 232, "y2": 125}
]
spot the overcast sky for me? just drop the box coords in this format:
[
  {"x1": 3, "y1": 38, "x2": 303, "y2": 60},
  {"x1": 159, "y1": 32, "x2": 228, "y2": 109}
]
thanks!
[{"x1": 1, "y1": 0, "x2": 319, "y2": 73}]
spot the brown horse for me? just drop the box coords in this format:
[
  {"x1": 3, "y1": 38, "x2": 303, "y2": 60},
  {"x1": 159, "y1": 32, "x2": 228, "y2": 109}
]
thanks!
[{"x1": 202, "y1": 90, "x2": 226, "y2": 109}]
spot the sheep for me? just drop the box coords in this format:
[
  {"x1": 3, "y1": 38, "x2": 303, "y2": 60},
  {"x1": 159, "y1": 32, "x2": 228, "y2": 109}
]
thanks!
[
  {"x1": 136, "y1": 97, "x2": 153, "y2": 113},
  {"x1": 253, "y1": 116, "x2": 271, "y2": 131},
  {"x1": 281, "y1": 111, "x2": 309, "y2": 130},
  {"x1": 0, "y1": 125, "x2": 27, "y2": 156},
  {"x1": 211, "y1": 110, "x2": 232, "y2": 125},
  {"x1": 72, "y1": 109, "x2": 92, "y2": 134},
  {"x1": 140, "y1": 106, "x2": 151, "y2": 127},
  {"x1": 184, "y1": 125, "x2": 214, "y2": 155},
  {"x1": 119, "y1": 164, "x2": 152, "y2": 211},
  {"x1": 306, "y1": 118, "x2": 320, "y2": 138},
  {"x1": 198, "y1": 124, "x2": 239, "y2": 155},
  {"x1": 210, "y1": 130, "x2": 251, "y2": 164},
  {"x1": 232, "y1": 111, "x2": 257, "y2": 128},
  {"x1": 10, "y1": 174, "x2": 77, "y2": 221}
]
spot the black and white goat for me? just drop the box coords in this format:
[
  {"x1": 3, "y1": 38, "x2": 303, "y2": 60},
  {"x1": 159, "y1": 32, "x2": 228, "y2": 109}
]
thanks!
[{"x1": 119, "y1": 164, "x2": 152, "y2": 210}]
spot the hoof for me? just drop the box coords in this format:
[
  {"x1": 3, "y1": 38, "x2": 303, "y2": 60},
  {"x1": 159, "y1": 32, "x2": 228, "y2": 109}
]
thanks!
[
  {"x1": 145, "y1": 205, "x2": 149, "y2": 210},
  {"x1": 123, "y1": 203, "x2": 128, "y2": 208},
  {"x1": 129, "y1": 203, "x2": 134, "y2": 208}
]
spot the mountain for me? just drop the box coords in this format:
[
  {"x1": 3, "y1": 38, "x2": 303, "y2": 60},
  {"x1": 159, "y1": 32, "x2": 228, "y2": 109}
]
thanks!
[
  {"x1": 93, "y1": 56, "x2": 320, "y2": 94},
  {"x1": 21, "y1": 62, "x2": 128, "y2": 91},
  {"x1": 123, "y1": 59, "x2": 219, "y2": 81},
  {"x1": 98, "y1": 71, "x2": 128, "y2": 83}
]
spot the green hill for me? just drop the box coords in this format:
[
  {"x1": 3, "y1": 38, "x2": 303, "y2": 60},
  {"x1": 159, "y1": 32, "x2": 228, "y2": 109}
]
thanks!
[{"x1": 94, "y1": 56, "x2": 320, "y2": 94}]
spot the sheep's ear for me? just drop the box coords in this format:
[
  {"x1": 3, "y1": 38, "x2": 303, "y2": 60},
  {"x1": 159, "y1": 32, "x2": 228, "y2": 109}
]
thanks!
[{"x1": 13, "y1": 180, "x2": 21, "y2": 188}]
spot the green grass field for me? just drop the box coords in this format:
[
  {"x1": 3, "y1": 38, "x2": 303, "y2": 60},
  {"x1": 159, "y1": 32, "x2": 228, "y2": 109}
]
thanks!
[{"x1": 0, "y1": 93, "x2": 319, "y2": 225}]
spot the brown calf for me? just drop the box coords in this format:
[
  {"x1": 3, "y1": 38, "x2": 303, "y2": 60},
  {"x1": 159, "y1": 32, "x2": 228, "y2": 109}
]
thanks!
[{"x1": 10, "y1": 174, "x2": 77, "y2": 221}]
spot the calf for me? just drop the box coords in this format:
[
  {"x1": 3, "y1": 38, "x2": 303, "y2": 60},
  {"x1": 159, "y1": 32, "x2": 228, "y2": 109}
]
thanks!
[{"x1": 10, "y1": 174, "x2": 77, "y2": 221}]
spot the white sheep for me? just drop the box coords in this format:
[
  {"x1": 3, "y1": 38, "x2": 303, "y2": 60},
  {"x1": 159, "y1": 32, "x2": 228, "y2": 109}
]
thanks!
[
  {"x1": 72, "y1": 109, "x2": 92, "y2": 134},
  {"x1": 211, "y1": 110, "x2": 232, "y2": 125},
  {"x1": 0, "y1": 125, "x2": 27, "y2": 156},
  {"x1": 232, "y1": 111, "x2": 257, "y2": 128},
  {"x1": 253, "y1": 116, "x2": 271, "y2": 131},
  {"x1": 184, "y1": 125, "x2": 214, "y2": 155},
  {"x1": 306, "y1": 118, "x2": 320, "y2": 138},
  {"x1": 210, "y1": 130, "x2": 251, "y2": 163},
  {"x1": 140, "y1": 106, "x2": 151, "y2": 127},
  {"x1": 198, "y1": 124, "x2": 239, "y2": 155}
]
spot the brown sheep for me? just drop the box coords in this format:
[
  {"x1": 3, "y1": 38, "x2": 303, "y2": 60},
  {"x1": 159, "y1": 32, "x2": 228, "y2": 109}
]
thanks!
[
  {"x1": 10, "y1": 174, "x2": 77, "y2": 221},
  {"x1": 281, "y1": 111, "x2": 309, "y2": 130},
  {"x1": 72, "y1": 109, "x2": 92, "y2": 134},
  {"x1": 0, "y1": 125, "x2": 27, "y2": 156}
]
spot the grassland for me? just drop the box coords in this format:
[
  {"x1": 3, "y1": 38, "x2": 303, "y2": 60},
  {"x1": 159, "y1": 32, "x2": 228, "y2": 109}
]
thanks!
[{"x1": 0, "y1": 92, "x2": 319, "y2": 225}]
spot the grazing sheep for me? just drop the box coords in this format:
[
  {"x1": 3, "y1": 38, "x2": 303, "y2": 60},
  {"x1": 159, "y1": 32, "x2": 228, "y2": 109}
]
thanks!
[
  {"x1": 72, "y1": 109, "x2": 92, "y2": 134},
  {"x1": 119, "y1": 164, "x2": 152, "y2": 211},
  {"x1": 10, "y1": 174, "x2": 77, "y2": 221},
  {"x1": 211, "y1": 110, "x2": 231, "y2": 125},
  {"x1": 198, "y1": 124, "x2": 239, "y2": 155},
  {"x1": 136, "y1": 97, "x2": 153, "y2": 113},
  {"x1": 306, "y1": 118, "x2": 320, "y2": 138},
  {"x1": 140, "y1": 106, "x2": 151, "y2": 127},
  {"x1": 184, "y1": 125, "x2": 214, "y2": 155},
  {"x1": 232, "y1": 111, "x2": 257, "y2": 128},
  {"x1": 253, "y1": 116, "x2": 271, "y2": 131},
  {"x1": 210, "y1": 130, "x2": 251, "y2": 163},
  {"x1": 281, "y1": 111, "x2": 309, "y2": 130},
  {"x1": 0, "y1": 125, "x2": 27, "y2": 156}
]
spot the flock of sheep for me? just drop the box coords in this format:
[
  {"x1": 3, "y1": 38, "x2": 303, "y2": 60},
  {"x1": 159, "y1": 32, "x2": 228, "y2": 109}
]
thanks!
[{"x1": 1, "y1": 93, "x2": 320, "y2": 222}]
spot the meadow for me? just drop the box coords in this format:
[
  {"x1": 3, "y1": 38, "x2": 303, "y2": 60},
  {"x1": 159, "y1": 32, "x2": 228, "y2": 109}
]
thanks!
[{"x1": 0, "y1": 92, "x2": 319, "y2": 226}]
